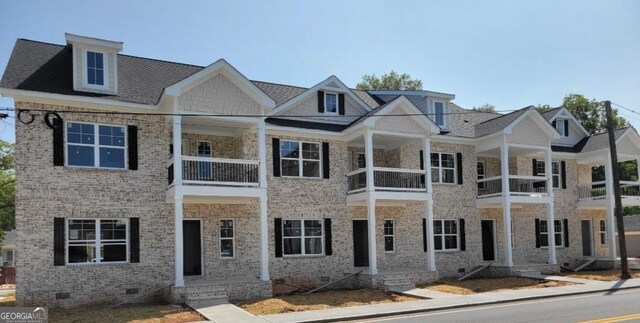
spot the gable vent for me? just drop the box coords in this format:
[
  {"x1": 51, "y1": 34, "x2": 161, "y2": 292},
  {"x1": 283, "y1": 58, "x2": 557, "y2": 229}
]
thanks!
[{"x1": 326, "y1": 81, "x2": 340, "y2": 88}]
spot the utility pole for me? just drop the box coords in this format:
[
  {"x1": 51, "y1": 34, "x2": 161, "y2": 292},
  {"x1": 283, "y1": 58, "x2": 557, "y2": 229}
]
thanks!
[{"x1": 604, "y1": 100, "x2": 630, "y2": 279}]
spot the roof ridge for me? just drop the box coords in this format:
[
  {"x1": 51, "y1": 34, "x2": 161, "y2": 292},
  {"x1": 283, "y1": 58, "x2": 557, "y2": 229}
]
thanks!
[
  {"x1": 250, "y1": 80, "x2": 308, "y2": 90},
  {"x1": 590, "y1": 126, "x2": 629, "y2": 136},
  {"x1": 476, "y1": 106, "x2": 533, "y2": 125},
  {"x1": 118, "y1": 53, "x2": 205, "y2": 69}
]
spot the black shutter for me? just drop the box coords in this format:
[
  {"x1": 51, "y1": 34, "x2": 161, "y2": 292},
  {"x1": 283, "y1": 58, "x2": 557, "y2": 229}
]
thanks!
[
  {"x1": 54, "y1": 217, "x2": 65, "y2": 266},
  {"x1": 552, "y1": 120, "x2": 556, "y2": 129},
  {"x1": 456, "y1": 153, "x2": 463, "y2": 185},
  {"x1": 459, "y1": 219, "x2": 466, "y2": 251},
  {"x1": 532, "y1": 159, "x2": 538, "y2": 176},
  {"x1": 535, "y1": 219, "x2": 541, "y2": 248},
  {"x1": 272, "y1": 138, "x2": 281, "y2": 177},
  {"x1": 317, "y1": 91, "x2": 325, "y2": 113},
  {"x1": 564, "y1": 120, "x2": 569, "y2": 136},
  {"x1": 419, "y1": 150, "x2": 425, "y2": 185},
  {"x1": 53, "y1": 118, "x2": 64, "y2": 166},
  {"x1": 130, "y1": 218, "x2": 140, "y2": 263},
  {"x1": 338, "y1": 93, "x2": 345, "y2": 115},
  {"x1": 422, "y1": 218, "x2": 427, "y2": 252},
  {"x1": 561, "y1": 161, "x2": 567, "y2": 189},
  {"x1": 324, "y1": 218, "x2": 332, "y2": 255},
  {"x1": 563, "y1": 219, "x2": 569, "y2": 247},
  {"x1": 322, "y1": 142, "x2": 330, "y2": 179},
  {"x1": 275, "y1": 218, "x2": 283, "y2": 258},
  {"x1": 128, "y1": 125, "x2": 138, "y2": 170}
]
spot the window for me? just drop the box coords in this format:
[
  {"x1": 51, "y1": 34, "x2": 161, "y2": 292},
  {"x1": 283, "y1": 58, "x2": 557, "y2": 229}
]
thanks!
[
  {"x1": 434, "y1": 102, "x2": 445, "y2": 127},
  {"x1": 87, "y1": 51, "x2": 105, "y2": 86},
  {"x1": 555, "y1": 119, "x2": 566, "y2": 136},
  {"x1": 539, "y1": 219, "x2": 563, "y2": 247},
  {"x1": 68, "y1": 219, "x2": 127, "y2": 264},
  {"x1": 477, "y1": 161, "x2": 486, "y2": 189},
  {"x1": 536, "y1": 160, "x2": 561, "y2": 189},
  {"x1": 384, "y1": 220, "x2": 395, "y2": 252},
  {"x1": 5, "y1": 250, "x2": 13, "y2": 264},
  {"x1": 434, "y1": 219, "x2": 459, "y2": 251},
  {"x1": 197, "y1": 141, "x2": 212, "y2": 179},
  {"x1": 220, "y1": 219, "x2": 234, "y2": 258},
  {"x1": 431, "y1": 153, "x2": 456, "y2": 184},
  {"x1": 599, "y1": 220, "x2": 607, "y2": 245},
  {"x1": 325, "y1": 93, "x2": 338, "y2": 114},
  {"x1": 282, "y1": 220, "x2": 322, "y2": 256},
  {"x1": 356, "y1": 153, "x2": 366, "y2": 169},
  {"x1": 67, "y1": 122, "x2": 126, "y2": 169},
  {"x1": 280, "y1": 141, "x2": 320, "y2": 178}
]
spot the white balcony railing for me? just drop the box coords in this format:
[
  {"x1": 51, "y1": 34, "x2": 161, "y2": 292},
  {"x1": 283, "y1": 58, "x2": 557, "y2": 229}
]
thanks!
[
  {"x1": 578, "y1": 181, "x2": 640, "y2": 200},
  {"x1": 347, "y1": 167, "x2": 427, "y2": 193},
  {"x1": 168, "y1": 156, "x2": 259, "y2": 187},
  {"x1": 477, "y1": 175, "x2": 548, "y2": 198}
]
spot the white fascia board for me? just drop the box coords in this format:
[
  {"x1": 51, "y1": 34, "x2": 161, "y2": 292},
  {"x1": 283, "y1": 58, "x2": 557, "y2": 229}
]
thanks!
[
  {"x1": 65, "y1": 33, "x2": 123, "y2": 51},
  {"x1": 266, "y1": 125, "x2": 345, "y2": 140},
  {"x1": 1, "y1": 88, "x2": 158, "y2": 111},
  {"x1": 549, "y1": 107, "x2": 590, "y2": 137}
]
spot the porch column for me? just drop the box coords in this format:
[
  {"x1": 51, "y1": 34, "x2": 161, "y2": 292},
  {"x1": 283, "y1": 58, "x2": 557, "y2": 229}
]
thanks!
[
  {"x1": 500, "y1": 143, "x2": 513, "y2": 267},
  {"x1": 258, "y1": 120, "x2": 267, "y2": 189},
  {"x1": 174, "y1": 197, "x2": 184, "y2": 287},
  {"x1": 259, "y1": 196, "x2": 269, "y2": 281},
  {"x1": 545, "y1": 148, "x2": 557, "y2": 264},
  {"x1": 423, "y1": 138, "x2": 436, "y2": 271},
  {"x1": 172, "y1": 116, "x2": 183, "y2": 186},
  {"x1": 364, "y1": 132, "x2": 374, "y2": 191},
  {"x1": 604, "y1": 156, "x2": 618, "y2": 259},
  {"x1": 367, "y1": 194, "x2": 378, "y2": 275}
]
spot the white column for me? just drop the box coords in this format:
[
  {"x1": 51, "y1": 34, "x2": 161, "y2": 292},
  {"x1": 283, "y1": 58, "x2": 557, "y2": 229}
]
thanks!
[
  {"x1": 545, "y1": 148, "x2": 557, "y2": 264},
  {"x1": 172, "y1": 116, "x2": 183, "y2": 186},
  {"x1": 258, "y1": 120, "x2": 267, "y2": 189},
  {"x1": 259, "y1": 196, "x2": 269, "y2": 281},
  {"x1": 367, "y1": 194, "x2": 378, "y2": 275},
  {"x1": 174, "y1": 197, "x2": 184, "y2": 287},
  {"x1": 423, "y1": 138, "x2": 436, "y2": 271},
  {"x1": 604, "y1": 156, "x2": 618, "y2": 259},
  {"x1": 501, "y1": 143, "x2": 513, "y2": 267},
  {"x1": 364, "y1": 132, "x2": 374, "y2": 191}
]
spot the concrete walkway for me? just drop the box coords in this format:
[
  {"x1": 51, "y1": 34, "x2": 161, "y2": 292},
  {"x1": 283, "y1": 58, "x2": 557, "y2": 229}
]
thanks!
[{"x1": 191, "y1": 302, "x2": 266, "y2": 323}]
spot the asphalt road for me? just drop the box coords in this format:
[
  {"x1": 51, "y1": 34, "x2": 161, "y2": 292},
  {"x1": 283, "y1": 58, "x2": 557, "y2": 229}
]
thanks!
[{"x1": 352, "y1": 288, "x2": 640, "y2": 323}]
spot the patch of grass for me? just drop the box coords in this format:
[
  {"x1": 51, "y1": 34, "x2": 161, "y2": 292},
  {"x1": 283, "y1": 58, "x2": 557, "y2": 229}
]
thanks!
[
  {"x1": 0, "y1": 293, "x2": 15, "y2": 306},
  {"x1": 49, "y1": 304, "x2": 203, "y2": 323},
  {"x1": 236, "y1": 289, "x2": 421, "y2": 316},
  {"x1": 563, "y1": 269, "x2": 640, "y2": 281},
  {"x1": 423, "y1": 277, "x2": 572, "y2": 295}
]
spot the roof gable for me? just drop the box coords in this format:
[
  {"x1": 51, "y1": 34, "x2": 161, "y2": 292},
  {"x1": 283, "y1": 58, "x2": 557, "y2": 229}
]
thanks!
[
  {"x1": 348, "y1": 96, "x2": 440, "y2": 135},
  {"x1": 547, "y1": 107, "x2": 590, "y2": 138}
]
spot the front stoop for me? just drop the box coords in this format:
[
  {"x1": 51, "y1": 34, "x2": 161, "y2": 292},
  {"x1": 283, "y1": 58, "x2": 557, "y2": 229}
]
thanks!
[
  {"x1": 170, "y1": 278, "x2": 273, "y2": 305},
  {"x1": 185, "y1": 284, "x2": 228, "y2": 308}
]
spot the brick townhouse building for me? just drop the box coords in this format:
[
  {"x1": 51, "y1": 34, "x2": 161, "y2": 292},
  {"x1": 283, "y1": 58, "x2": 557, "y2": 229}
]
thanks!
[{"x1": 1, "y1": 34, "x2": 639, "y2": 307}]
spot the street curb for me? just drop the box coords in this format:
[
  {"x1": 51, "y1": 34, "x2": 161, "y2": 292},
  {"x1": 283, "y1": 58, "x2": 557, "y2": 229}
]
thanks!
[{"x1": 283, "y1": 284, "x2": 640, "y2": 323}]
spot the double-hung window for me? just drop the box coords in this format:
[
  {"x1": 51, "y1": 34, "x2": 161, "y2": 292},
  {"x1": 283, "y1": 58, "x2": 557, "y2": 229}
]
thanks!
[
  {"x1": 431, "y1": 153, "x2": 456, "y2": 184},
  {"x1": 325, "y1": 93, "x2": 338, "y2": 114},
  {"x1": 86, "y1": 51, "x2": 105, "y2": 86},
  {"x1": 539, "y1": 219, "x2": 563, "y2": 247},
  {"x1": 536, "y1": 160, "x2": 561, "y2": 188},
  {"x1": 68, "y1": 219, "x2": 127, "y2": 264},
  {"x1": 280, "y1": 141, "x2": 320, "y2": 178},
  {"x1": 282, "y1": 220, "x2": 323, "y2": 256},
  {"x1": 67, "y1": 122, "x2": 126, "y2": 169},
  {"x1": 434, "y1": 219, "x2": 459, "y2": 251},
  {"x1": 434, "y1": 102, "x2": 445, "y2": 127},
  {"x1": 599, "y1": 220, "x2": 607, "y2": 245},
  {"x1": 384, "y1": 220, "x2": 395, "y2": 252},
  {"x1": 220, "y1": 219, "x2": 234, "y2": 258},
  {"x1": 555, "y1": 119, "x2": 566, "y2": 136}
]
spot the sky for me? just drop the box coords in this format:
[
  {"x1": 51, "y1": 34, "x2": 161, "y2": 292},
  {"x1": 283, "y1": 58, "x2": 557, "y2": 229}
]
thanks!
[{"x1": 0, "y1": 0, "x2": 639, "y2": 143}]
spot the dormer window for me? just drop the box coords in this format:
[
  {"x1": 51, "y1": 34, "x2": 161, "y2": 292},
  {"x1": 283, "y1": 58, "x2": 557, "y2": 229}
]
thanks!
[
  {"x1": 433, "y1": 101, "x2": 447, "y2": 128},
  {"x1": 325, "y1": 93, "x2": 338, "y2": 114},
  {"x1": 554, "y1": 119, "x2": 569, "y2": 137},
  {"x1": 86, "y1": 51, "x2": 105, "y2": 87}
]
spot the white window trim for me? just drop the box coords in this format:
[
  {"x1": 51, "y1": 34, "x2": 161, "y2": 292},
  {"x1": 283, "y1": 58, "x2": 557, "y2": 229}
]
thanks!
[
  {"x1": 197, "y1": 140, "x2": 212, "y2": 157},
  {"x1": 219, "y1": 218, "x2": 235, "y2": 259},
  {"x1": 65, "y1": 121, "x2": 128, "y2": 170},
  {"x1": 599, "y1": 219, "x2": 607, "y2": 246},
  {"x1": 82, "y1": 49, "x2": 109, "y2": 90},
  {"x1": 324, "y1": 92, "x2": 339, "y2": 115},
  {"x1": 539, "y1": 219, "x2": 564, "y2": 249},
  {"x1": 383, "y1": 219, "x2": 395, "y2": 253},
  {"x1": 537, "y1": 160, "x2": 561, "y2": 189},
  {"x1": 432, "y1": 100, "x2": 448, "y2": 129},
  {"x1": 431, "y1": 152, "x2": 457, "y2": 185},
  {"x1": 66, "y1": 218, "x2": 129, "y2": 265},
  {"x1": 555, "y1": 118, "x2": 567, "y2": 137},
  {"x1": 434, "y1": 219, "x2": 460, "y2": 252},
  {"x1": 282, "y1": 219, "x2": 324, "y2": 257},
  {"x1": 280, "y1": 140, "x2": 322, "y2": 179}
]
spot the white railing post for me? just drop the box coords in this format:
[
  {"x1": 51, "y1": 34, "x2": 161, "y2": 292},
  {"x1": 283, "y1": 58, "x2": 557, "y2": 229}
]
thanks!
[
  {"x1": 172, "y1": 116, "x2": 183, "y2": 186},
  {"x1": 605, "y1": 156, "x2": 618, "y2": 260},
  {"x1": 501, "y1": 143, "x2": 513, "y2": 267},
  {"x1": 545, "y1": 148, "x2": 557, "y2": 264}
]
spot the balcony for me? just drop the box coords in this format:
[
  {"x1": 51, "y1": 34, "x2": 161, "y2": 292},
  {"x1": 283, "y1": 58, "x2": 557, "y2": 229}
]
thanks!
[
  {"x1": 577, "y1": 181, "x2": 640, "y2": 209},
  {"x1": 477, "y1": 175, "x2": 550, "y2": 207},
  {"x1": 346, "y1": 167, "x2": 429, "y2": 205}
]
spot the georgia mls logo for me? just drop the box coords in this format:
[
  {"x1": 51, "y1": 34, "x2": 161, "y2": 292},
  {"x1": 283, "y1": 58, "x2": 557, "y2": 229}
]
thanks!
[{"x1": 0, "y1": 306, "x2": 48, "y2": 322}]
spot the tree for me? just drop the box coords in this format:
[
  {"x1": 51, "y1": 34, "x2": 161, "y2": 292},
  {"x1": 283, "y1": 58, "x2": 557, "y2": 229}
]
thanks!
[
  {"x1": 563, "y1": 94, "x2": 627, "y2": 134},
  {"x1": 536, "y1": 104, "x2": 552, "y2": 113},
  {"x1": 356, "y1": 71, "x2": 423, "y2": 91},
  {"x1": 471, "y1": 104, "x2": 496, "y2": 113},
  {"x1": 0, "y1": 140, "x2": 14, "y2": 232}
]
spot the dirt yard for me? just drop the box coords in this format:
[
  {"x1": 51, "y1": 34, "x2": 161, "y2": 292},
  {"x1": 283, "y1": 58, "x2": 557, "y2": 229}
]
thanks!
[
  {"x1": 236, "y1": 289, "x2": 422, "y2": 315},
  {"x1": 0, "y1": 293, "x2": 15, "y2": 306},
  {"x1": 423, "y1": 277, "x2": 572, "y2": 295},
  {"x1": 563, "y1": 269, "x2": 640, "y2": 281},
  {"x1": 49, "y1": 304, "x2": 204, "y2": 323}
]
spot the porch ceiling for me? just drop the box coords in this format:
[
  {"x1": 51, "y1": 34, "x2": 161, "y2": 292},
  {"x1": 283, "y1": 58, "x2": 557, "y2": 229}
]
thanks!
[
  {"x1": 478, "y1": 145, "x2": 548, "y2": 158},
  {"x1": 180, "y1": 116, "x2": 257, "y2": 137},
  {"x1": 347, "y1": 133, "x2": 421, "y2": 150}
]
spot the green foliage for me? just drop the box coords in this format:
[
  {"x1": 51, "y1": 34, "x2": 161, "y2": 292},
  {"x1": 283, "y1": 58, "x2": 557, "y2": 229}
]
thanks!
[
  {"x1": 356, "y1": 71, "x2": 423, "y2": 91},
  {"x1": 471, "y1": 104, "x2": 496, "y2": 113},
  {"x1": 562, "y1": 94, "x2": 628, "y2": 134},
  {"x1": 535, "y1": 104, "x2": 552, "y2": 113},
  {"x1": 0, "y1": 140, "x2": 14, "y2": 233}
]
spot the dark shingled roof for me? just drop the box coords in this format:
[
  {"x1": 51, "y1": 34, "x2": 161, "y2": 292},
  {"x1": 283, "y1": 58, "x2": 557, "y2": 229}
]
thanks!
[
  {"x1": 474, "y1": 106, "x2": 534, "y2": 138},
  {"x1": 541, "y1": 107, "x2": 562, "y2": 121},
  {"x1": 251, "y1": 81, "x2": 306, "y2": 106},
  {"x1": 579, "y1": 128, "x2": 629, "y2": 153},
  {"x1": 448, "y1": 103, "x2": 498, "y2": 138}
]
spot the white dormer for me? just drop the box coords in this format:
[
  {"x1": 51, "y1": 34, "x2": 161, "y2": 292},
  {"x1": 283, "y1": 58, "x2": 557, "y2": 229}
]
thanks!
[
  {"x1": 65, "y1": 33, "x2": 123, "y2": 95},
  {"x1": 426, "y1": 92, "x2": 455, "y2": 131}
]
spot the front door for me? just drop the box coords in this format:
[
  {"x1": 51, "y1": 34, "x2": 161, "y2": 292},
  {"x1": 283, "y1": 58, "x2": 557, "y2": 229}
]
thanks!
[
  {"x1": 183, "y1": 220, "x2": 202, "y2": 276},
  {"x1": 582, "y1": 220, "x2": 593, "y2": 257},
  {"x1": 481, "y1": 220, "x2": 496, "y2": 261},
  {"x1": 353, "y1": 220, "x2": 369, "y2": 267}
]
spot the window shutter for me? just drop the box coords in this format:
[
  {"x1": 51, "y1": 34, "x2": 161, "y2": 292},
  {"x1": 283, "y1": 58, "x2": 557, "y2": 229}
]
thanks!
[
  {"x1": 552, "y1": 120, "x2": 556, "y2": 129},
  {"x1": 130, "y1": 218, "x2": 140, "y2": 263},
  {"x1": 459, "y1": 219, "x2": 466, "y2": 251},
  {"x1": 561, "y1": 161, "x2": 567, "y2": 189},
  {"x1": 322, "y1": 142, "x2": 330, "y2": 179},
  {"x1": 272, "y1": 138, "x2": 281, "y2": 177},
  {"x1": 532, "y1": 159, "x2": 538, "y2": 176},
  {"x1": 128, "y1": 125, "x2": 138, "y2": 170},
  {"x1": 275, "y1": 218, "x2": 283, "y2": 258},
  {"x1": 535, "y1": 219, "x2": 541, "y2": 248},
  {"x1": 54, "y1": 217, "x2": 65, "y2": 266},
  {"x1": 563, "y1": 219, "x2": 569, "y2": 247},
  {"x1": 53, "y1": 118, "x2": 64, "y2": 166},
  {"x1": 422, "y1": 218, "x2": 427, "y2": 252},
  {"x1": 419, "y1": 150, "x2": 425, "y2": 185},
  {"x1": 456, "y1": 153, "x2": 463, "y2": 185},
  {"x1": 338, "y1": 93, "x2": 345, "y2": 115},
  {"x1": 564, "y1": 120, "x2": 569, "y2": 136},
  {"x1": 324, "y1": 218, "x2": 332, "y2": 255},
  {"x1": 317, "y1": 91, "x2": 325, "y2": 113}
]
